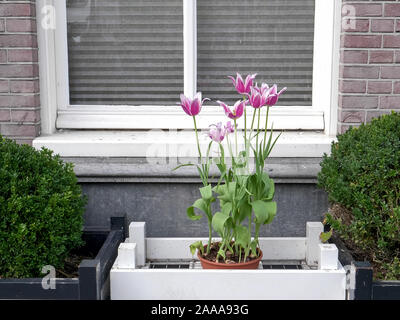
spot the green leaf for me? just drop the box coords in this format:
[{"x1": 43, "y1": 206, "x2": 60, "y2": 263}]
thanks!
[
  {"x1": 320, "y1": 230, "x2": 333, "y2": 243},
  {"x1": 212, "y1": 211, "x2": 230, "y2": 236},
  {"x1": 199, "y1": 184, "x2": 213, "y2": 201},
  {"x1": 186, "y1": 198, "x2": 208, "y2": 221},
  {"x1": 235, "y1": 225, "x2": 251, "y2": 249},
  {"x1": 217, "y1": 249, "x2": 226, "y2": 261},
  {"x1": 252, "y1": 200, "x2": 277, "y2": 225},
  {"x1": 190, "y1": 241, "x2": 203, "y2": 255}
]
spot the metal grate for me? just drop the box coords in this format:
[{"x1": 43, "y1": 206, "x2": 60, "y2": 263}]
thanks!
[{"x1": 146, "y1": 260, "x2": 306, "y2": 270}]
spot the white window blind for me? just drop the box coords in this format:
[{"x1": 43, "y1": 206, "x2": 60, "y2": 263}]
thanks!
[
  {"x1": 66, "y1": 0, "x2": 184, "y2": 106},
  {"x1": 197, "y1": 0, "x2": 315, "y2": 106}
]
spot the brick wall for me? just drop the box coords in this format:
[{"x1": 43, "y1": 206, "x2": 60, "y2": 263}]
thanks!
[
  {"x1": 0, "y1": 0, "x2": 39, "y2": 145},
  {"x1": 339, "y1": 0, "x2": 400, "y2": 133}
]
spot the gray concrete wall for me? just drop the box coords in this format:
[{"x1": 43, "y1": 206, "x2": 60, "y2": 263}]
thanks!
[
  {"x1": 80, "y1": 182, "x2": 328, "y2": 237},
  {"x1": 67, "y1": 157, "x2": 329, "y2": 237}
]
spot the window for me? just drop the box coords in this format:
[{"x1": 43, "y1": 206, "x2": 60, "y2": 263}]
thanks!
[{"x1": 37, "y1": 0, "x2": 340, "y2": 135}]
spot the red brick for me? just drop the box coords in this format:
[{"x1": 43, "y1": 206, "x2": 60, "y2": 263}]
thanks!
[
  {"x1": 380, "y1": 96, "x2": 400, "y2": 109},
  {"x1": 0, "y1": 95, "x2": 40, "y2": 108},
  {"x1": 0, "y1": 19, "x2": 4, "y2": 32},
  {"x1": 351, "y1": 3, "x2": 383, "y2": 17},
  {"x1": 369, "y1": 50, "x2": 394, "y2": 63},
  {"x1": 0, "y1": 34, "x2": 36, "y2": 47},
  {"x1": 0, "y1": 50, "x2": 6, "y2": 63},
  {"x1": 371, "y1": 19, "x2": 394, "y2": 32},
  {"x1": 0, "y1": 124, "x2": 39, "y2": 137},
  {"x1": 0, "y1": 110, "x2": 10, "y2": 122},
  {"x1": 340, "y1": 95, "x2": 379, "y2": 109},
  {"x1": 14, "y1": 139, "x2": 33, "y2": 146},
  {"x1": 339, "y1": 111, "x2": 365, "y2": 123},
  {"x1": 342, "y1": 19, "x2": 369, "y2": 32},
  {"x1": 396, "y1": 51, "x2": 400, "y2": 63},
  {"x1": 381, "y1": 66, "x2": 400, "y2": 78},
  {"x1": 396, "y1": 20, "x2": 400, "y2": 32},
  {"x1": 6, "y1": 19, "x2": 36, "y2": 33},
  {"x1": 11, "y1": 110, "x2": 40, "y2": 122},
  {"x1": 366, "y1": 110, "x2": 391, "y2": 122},
  {"x1": 341, "y1": 50, "x2": 368, "y2": 64},
  {"x1": 0, "y1": 4, "x2": 33, "y2": 17},
  {"x1": 341, "y1": 66, "x2": 380, "y2": 79},
  {"x1": 340, "y1": 80, "x2": 366, "y2": 93},
  {"x1": 8, "y1": 49, "x2": 38, "y2": 62},
  {"x1": 394, "y1": 81, "x2": 400, "y2": 94},
  {"x1": 383, "y1": 35, "x2": 400, "y2": 48},
  {"x1": 368, "y1": 81, "x2": 393, "y2": 94},
  {"x1": 384, "y1": 3, "x2": 400, "y2": 17},
  {"x1": 0, "y1": 65, "x2": 38, "y2": 78},
  {"x1": 342, "y1": 35, "x2": 382, "y2": 48},
  {"x1": 0, "y1": 81, "x2": 8, "y2": 93},
  {"x1": 10, "y1": 80, "x2": 39, "y2": 93}
]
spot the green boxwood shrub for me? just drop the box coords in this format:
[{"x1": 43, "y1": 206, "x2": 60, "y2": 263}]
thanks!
[
  {"x1": 318, "y1": 112, "x2": 400, "y2": 280},
  {"x1": 0, "y1": 136, "x2": 86, "y2": 278}
]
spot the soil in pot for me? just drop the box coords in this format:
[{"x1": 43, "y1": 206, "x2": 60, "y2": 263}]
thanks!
[{"x1": 198, "y1": 242, "x2": 263, "y2": 269}]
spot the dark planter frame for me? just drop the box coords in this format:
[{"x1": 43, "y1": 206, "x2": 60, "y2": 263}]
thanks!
[
  {"x1": 0, "y1": 216, "x2": 126, "y2": 300},
  {"x1": 332, "y1": 235, "x2": 400, "y2": 300}
]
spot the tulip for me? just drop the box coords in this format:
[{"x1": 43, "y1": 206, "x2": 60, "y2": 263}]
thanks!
[
  {"x1": 228, "y1": 73, "x2": 257, "y2": 95},
  {"x1": 217, "y1": 100, "x2": 246, "y2": 120},
  {"x1": 224, "y1": 121, "x2": 235, "y2": 134},
  {"x1": 209, "y1": 122, "x2": 226, "y2": 143},
  {"x1": 265, "y1": 85, "x2": 287, "y2": 106},
  {"x1": 179, "y1": 92, "x2": 209, "y2": 116},
  {"x1": 247, "y1": 85, "x2": 268, "y2": 109}
]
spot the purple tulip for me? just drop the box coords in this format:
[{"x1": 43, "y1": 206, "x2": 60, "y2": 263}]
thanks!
[
  {"x1": 179, "y1": 92, "x2": 209, "y2": 116},
  {"x1": 217, "y1": 100, "x2": 246, "y2": 120},
  {"x1": 265, "y1": 85, "x2": 287, "y2": 106},
  {"x1": 228, "y1": 73, "x2": 257, "y2": 95},
  {"x1": 209, "y1": 122, "x2": 226, "y2": 143},
  {"x1": 247, "y1": 85, "x2": 268, "y2": 109},
  {"x1": 224, "y1": 121, "x2": 235, "y2": 134}
]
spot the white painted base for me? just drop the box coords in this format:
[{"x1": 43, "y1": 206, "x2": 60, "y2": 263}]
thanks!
[{"x1": 110, "y1": 222, "x2": 347, "y2": 300}]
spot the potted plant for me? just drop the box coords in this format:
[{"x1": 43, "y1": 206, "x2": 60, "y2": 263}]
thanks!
[
  {"x1": 0, "y1": 136, "x2": 126, "y2": 300},
  {"x1": 318, "y1": 111, "x2": 400, "y2": 300},
  {"x1": 175, "y1": 73, "x2": 287, "y2": 269},
  {"x1": 110, "y1": 74, "x2": 347, "y2": 300}
]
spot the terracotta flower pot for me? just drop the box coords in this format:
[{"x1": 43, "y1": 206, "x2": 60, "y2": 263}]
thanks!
[{"x1": 197, "y1": 247, "x2": 263, "y2": 270}]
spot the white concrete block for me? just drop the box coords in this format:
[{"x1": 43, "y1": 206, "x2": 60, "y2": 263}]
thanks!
[
  {"x1": 116, "y1": 243, "x2": 136, "y2": 269},
  {"x1": 318, "y1": 244, "x2": 339, "y2": 270},
  {"x1": 306, "y1": 222, "x2": 324, "y2": 266},
  {"x1": 129, "y1": 222, "x2": 146, "y2": 266}
]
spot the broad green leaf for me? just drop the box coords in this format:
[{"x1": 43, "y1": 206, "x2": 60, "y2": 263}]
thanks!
[
  {"x1": 217, "y1": 249, "x2": 226, "y2": 261},
  {"x1": 252, "y1": 200, "x2": 277, "y2": 225},
  {"x1": 221, "y1": 202, "x2": 232, "y2": 216},
  {"x1": 237, "y1": 199, "x2": 252, "y2": 224},
  {"x1": 199, "y1": 184, "x2": 213, "y2": 201},
  {"x1": 212, "y1": 211, "x2": 230, "y2": 236},
  {"x1": 235, "y1": 225, "x2": 251, "y2": 249},
  {"x1": 186, "y1": 198, "x2": 208, "y2": 221}
]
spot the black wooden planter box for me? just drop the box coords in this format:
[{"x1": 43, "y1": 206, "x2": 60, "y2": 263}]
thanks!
[
  {"x1": 332, "y1": 235, "x2": 400, "y2": 300},
  {"x1": 0, "y1": 216, "x2": 126, "y2": 300}
]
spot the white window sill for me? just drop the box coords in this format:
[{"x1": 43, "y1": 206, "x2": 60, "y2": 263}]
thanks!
[{"x1": 32, "y1": 130, "x2": 335, "y2": 158}]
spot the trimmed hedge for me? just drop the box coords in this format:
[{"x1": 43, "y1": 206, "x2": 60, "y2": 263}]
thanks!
[
  {"x1": 0, "y1": 137, "x2": 86, "y2": 278},
  {"x1": 318, "y1": 112, "x2": 400, "y2": 280}
]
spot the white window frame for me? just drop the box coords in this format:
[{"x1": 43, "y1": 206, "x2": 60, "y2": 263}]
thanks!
[{"x1": 37, "y1": 0, "x2": 340, "y2": 136}]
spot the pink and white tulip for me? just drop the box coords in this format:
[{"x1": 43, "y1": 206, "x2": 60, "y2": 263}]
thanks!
[
  {"x1": 265, "y1": 85, "x2": 287, "y2": 106},
  {"x1": 209, "y1": 122, "x2": 226, "y2": 143},
  {"x1": 247, "y1": 85, "x2": 268, "y2": 109},
  {"x1": 224, "y1": 121, "x2": 235, "y2": 134},
  {"x1": 179, "y1": 92, "x2": 209, "y2": 116},
  {"x1": 217, "y1": 100, "x2": 246, "y2": 120},
  {"x1": 228, "y1": 73, "x2": 257, "y2": 95}
]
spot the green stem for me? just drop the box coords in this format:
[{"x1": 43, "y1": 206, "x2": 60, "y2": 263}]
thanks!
[
  {"x1": 263, "y1": 106, "x2": 270, "y2": 152},
  {"x1": 193, "y1": 116, "x2": 202, "y2": 162},
  {"x1": 234, "y1": 118, "x2": 238, "y2": 158},
  {"x1": 256, "y1": 108, "x2": 261, "y2": 150},
  {"x1": 207, "y1": 220, "x2": 212, "y2": 255}
]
